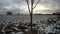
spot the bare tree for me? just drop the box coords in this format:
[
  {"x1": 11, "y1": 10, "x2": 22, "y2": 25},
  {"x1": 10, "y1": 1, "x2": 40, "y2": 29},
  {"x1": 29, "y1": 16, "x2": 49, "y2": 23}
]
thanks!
[
  {"x1": 7, "y1": 11, "x2": 13, "y2": 15},
  {"x1": 24, "y1": 0, "x2": 40, "y2": 34}
]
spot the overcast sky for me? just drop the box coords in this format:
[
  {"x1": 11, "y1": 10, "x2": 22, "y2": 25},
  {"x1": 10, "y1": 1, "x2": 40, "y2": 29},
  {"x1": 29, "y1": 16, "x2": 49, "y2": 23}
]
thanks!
[{"x1": 0, "y1": 0, "x2": 60, "y2": 14}]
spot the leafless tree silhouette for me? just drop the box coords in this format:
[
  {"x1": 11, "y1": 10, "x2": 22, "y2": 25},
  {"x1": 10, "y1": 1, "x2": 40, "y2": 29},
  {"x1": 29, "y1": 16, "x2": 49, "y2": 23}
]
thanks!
[{"x1": 24, "y1": 0, "x2": 40, "y2": 34}]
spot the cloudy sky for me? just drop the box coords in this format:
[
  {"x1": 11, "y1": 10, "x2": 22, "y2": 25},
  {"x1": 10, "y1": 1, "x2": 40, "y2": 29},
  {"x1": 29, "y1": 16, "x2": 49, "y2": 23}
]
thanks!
[{"x1": 0, "y1": 0, "x2": 60, "y2": 14}]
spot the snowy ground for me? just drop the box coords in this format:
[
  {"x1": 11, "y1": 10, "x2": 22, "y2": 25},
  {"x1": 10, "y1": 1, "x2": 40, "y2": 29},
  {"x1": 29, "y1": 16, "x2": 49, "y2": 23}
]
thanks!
[{"x1": 0, "y1": 15, "x2": 60, "y2": 34}]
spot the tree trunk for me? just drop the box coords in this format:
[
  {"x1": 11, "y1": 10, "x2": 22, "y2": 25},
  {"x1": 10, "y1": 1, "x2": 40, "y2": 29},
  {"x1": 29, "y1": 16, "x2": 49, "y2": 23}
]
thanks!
[
  {"x1": 30, "y1": 0, "x2": 33, "y2": 34},
  {"x1": 30, "y1": 12, "x2": 33, "y2": 32}
]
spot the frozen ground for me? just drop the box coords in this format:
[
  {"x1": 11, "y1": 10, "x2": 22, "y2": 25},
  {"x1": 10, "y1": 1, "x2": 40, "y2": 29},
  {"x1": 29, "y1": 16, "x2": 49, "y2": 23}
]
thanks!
[{"x1": 0, "y1": 15, "x2": 60, "y2": 34}]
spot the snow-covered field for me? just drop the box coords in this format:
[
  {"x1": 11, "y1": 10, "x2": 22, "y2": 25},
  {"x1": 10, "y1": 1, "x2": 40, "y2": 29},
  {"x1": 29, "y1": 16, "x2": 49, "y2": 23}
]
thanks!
[
  {"x1": 0, "y1": 15, "x2": 57, "y2": 23},
  {"x1": 0, "y1": 15, "x2": 60, "y2": 34}
]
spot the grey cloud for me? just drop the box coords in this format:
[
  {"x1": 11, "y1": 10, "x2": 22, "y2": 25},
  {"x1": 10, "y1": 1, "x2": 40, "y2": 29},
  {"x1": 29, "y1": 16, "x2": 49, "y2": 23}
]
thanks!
[
  {"x1": 12, "y1": 0, "x2": 26, "y2": 6},
  {"x1": 0, "y1": 7, "x2": 8, "y2": 14},
  {"x1": 9, "y1": 7, "x2": 22, "y2": 14},
  {"x1": 0, "y1": 0, "x2": 26, "y2": 14},
  {"x1": 0, "y1": 0, "x2": 12, "y2": 6},
  {"x1": 0, "y1": 0, "x2": 60, "y2": 14},
  {"x1": 39, "y1": 0, "x2": 60, "y2": 6}
]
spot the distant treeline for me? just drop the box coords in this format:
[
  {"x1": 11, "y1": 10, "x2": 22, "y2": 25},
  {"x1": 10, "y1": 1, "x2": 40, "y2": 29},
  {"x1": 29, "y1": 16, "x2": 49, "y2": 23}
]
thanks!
[
  {"x1": 53, "y1": 12, "x2": 60, "y2": 15},
  {"x1": 7, "y1": 11, "x2": 20, "y2": 15}
]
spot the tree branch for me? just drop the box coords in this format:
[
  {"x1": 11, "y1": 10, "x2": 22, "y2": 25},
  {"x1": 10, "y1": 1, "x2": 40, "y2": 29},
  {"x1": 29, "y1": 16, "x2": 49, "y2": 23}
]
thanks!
[
  {"x1": 33, "y1": 0, "x2": 40, "y2": 9},
  {"x1": 26, "y1": 0, "x2": 30, "y2": 13}
]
